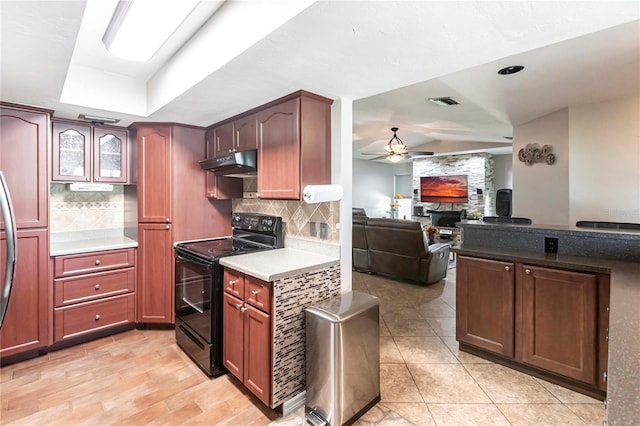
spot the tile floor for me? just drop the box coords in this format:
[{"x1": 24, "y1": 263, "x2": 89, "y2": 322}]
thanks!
[{"x1": 275, "y1": 268, "x2": 606, "y2": 426}]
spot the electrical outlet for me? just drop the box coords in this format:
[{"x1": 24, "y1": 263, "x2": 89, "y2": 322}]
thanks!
[
  {"x1": 310, "y1": 222, "x2": 317, "y2": 237},
  {"x1": 320, "y1": 223, "x2": 328, "y2": 240},
  {"x1": 545, "y1": 237, "x2": 558, "y2": 254}
]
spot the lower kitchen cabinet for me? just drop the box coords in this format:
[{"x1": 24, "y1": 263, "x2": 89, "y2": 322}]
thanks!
[
  {"x1": 456, "y1": 255, "x2": 609, "y2": 396},
  {"x1": 137, "y1": 223, "x2": 173, "y2": 323},
  {"x1": 52, "y1": 248, "x2": 136, "y2": 343},
  {"x1": 0, "y1": 229, "x2": 49, "y2": 359},
  {"x1": 223, "y1": 269, "x2": 272, "y2": 406}
]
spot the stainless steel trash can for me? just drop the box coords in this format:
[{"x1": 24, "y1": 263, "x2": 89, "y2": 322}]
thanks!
[{"x1": 305, "y1": 291, "x2": 380, "y2": 426}]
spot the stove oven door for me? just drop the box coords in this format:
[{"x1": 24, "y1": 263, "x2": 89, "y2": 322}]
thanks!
[{"x1": 174, "y1": 251, "x2": 214, "y2": 342}]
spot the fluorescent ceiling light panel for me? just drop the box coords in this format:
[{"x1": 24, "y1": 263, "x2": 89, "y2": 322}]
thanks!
[{"x1": 102, "y1": 0, "x2": 201, "y2": 62}]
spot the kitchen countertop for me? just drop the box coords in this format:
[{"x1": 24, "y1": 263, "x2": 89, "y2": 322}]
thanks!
[
  {"x1": 50, "y1": 229, "x2": 137, "y2": 256},
  {"x1": 219, "y1": 248, "x2": 340, "y2": 282}
]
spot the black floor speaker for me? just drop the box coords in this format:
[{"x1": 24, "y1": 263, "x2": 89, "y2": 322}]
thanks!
[{"x1": 496, "y1": 189, "x2": 512, "y2": 217}]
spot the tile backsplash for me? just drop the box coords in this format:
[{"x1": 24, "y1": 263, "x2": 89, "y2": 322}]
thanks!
[
  {"x1": 233, "y1": 178, "x2": 340, "y2": 243},
  {"x1": 50, "y1": 183, "x2": 124, "y2": 232}
]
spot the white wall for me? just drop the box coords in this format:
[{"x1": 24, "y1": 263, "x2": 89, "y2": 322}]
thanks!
[
  {"x1": 493, "y1": 154, "x2": 513, "y2": 192},
  {"x1": 569, "y1": 95, "x2": 640, "y2": 224},
  {"x1": 512, "y1": 108, "x2": 570, "y2": 225},
  {"x1": 353, "y1": 159, "x2": 407, "y2": 218}
]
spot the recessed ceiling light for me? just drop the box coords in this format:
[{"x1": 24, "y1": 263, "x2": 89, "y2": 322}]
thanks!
[
  {"x1": 428, "y1": 97, "x2": 460, "y2": 106},
  {"x1": 78, "y1": 114, "x2": 120, "y2": 124},
  {"x1": 498, "y1": 65, "x2": 525, "y2": 75}
]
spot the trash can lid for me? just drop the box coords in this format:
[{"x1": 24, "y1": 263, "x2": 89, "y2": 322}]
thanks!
[{"x1": 305, "y1": 291, "x2": 379, "y2": 323}]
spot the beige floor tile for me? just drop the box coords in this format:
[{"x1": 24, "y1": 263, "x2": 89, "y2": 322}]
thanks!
[
  {"x1": 565, "y1": 403, "x2": 606, "y2": 426},
  {"x1": 497, "y1": 403, "x2": 587, "y2": 425},
  {"x1": 380, "y1": 402, "x2": 435, "y2": 426},
  {"x1": 385, "y1": 317, "x2": 437, "y2": 337},
  {"x1": 464, "y1": 364, "x2": 559, "y2": 403},
  {"x1": 416, "y1": 300, "x2": 456, "y2": 318},
  {"x1": 440, "y1": 337, "x2": 493, "y2": 364},
  {"x1": 424, "y1": 318, "x2": 457, "y2": 337},
  {"x1": 533, "y1": 377, "x2": 602, "y2": 404},
  {"x1": 355, "y1": 403, "x2": 415, "y2": 425},
  {"x1": 428, "y1": 403, "x2": 510, "y2": 425},
  {"x1": 380, "y1": 364, "x2": 423, "y2": 403},
  {"x1": 381, "y1": 319, "x2": 392, "y2": 337},
  {"x1": 408, "y1": 364, "x2": 491, "y2": 404},
  {"x1": 381, "y1": 337, "x2": 406, "y2": 363},
  {"x1": 394, "y1": 337, "x2": 459, "y2": 364}
]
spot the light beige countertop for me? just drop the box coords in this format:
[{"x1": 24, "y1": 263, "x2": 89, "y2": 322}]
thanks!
[
  {"x1": 50, "y1": 229, "x2": 137, "y2": 256},
  {"x1": 219, "y1": 248, "x2": 340, "y2": 282}
]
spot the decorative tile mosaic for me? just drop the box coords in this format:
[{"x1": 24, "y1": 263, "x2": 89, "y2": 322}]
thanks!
[
  {"x1": 50, "y1": 183, "x2": 125, "y2": 232},
  {"x1": 272, "y1": 265, "x2": 341, "y2": 407},
  {"x1": 233, "y1": 178, "x2": 340, "y2": 243}
]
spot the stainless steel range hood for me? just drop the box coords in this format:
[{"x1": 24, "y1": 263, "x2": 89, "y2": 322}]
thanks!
[{"x1": 199, "y1": 150, "x2": 257, "y2": 178}]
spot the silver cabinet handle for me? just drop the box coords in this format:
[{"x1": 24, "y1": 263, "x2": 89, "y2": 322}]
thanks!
[
  {"x1": 95, "y1": 284, "x2": 100, "y2": 290},
  {"x1": 165, "y1": 225, "x2": 170, "y2": 230},
  {"x1": 228, "y1": 280, "x2": 237, "y2": 286},
  {"x1": 95, "y1": 314, "x2": 101, "y2": 320},
  {"x1": 251, "y1": 289, "x2": 261, "y2": 296},
  {"x1": 240, "y1": 306, "x2": 248, "y2": 313},
  {"x1": 165, "y1": 218, "x2": 170, "y2": 223},
  {"x1": 235, "y1": 303, "x2": 243, "y2": 310},
  {"x1": 603, "y1": 371, "x2": 607, "y2": 382},
  {"x1": 504, "y1": 266, "x2": 510, "y2": 272},
  {"x1": 95, "y1": 259, "x2": 101, "y2": 265},
  {"x1": 524, "y1": 268, "x2": 531, "y2": 275}
]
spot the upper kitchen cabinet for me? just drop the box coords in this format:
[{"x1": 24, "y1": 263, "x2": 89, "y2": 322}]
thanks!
[
  {"x1": 52, "y1": 119, "x2": 129, "y2": 183},
  {"x1": 208, "y1": 114, "x2": 258, "y2": 158},
  {"x1": 204, "y1": 126, "x2": 243, "y2": 200},
  {"x1": 134, "y1": 125, "x2": 171, "y2": 224},
  {"x1": 256, "y1": 91, "x2": 332, "y2": 200},
  {"x1": 0, "y1": 103, "x2": 50, "y2": 229}
]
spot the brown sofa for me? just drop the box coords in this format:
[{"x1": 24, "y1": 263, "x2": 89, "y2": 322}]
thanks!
[{"x1": 352, "y1": 212, "x2": 451, "y2": 284}]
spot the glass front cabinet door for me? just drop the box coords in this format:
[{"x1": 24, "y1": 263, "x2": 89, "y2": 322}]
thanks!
[
  {"x1": 52, "y1": 122, "x2": 91, "y2": 181},
  {"x1": 93, "y1": 127, "x2": 128, "y2": 183},
  {"x1": 52, "y1": 122, "x2": 128, "y2": 183}
]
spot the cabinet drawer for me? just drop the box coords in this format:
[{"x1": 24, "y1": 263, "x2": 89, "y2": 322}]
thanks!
[
  {"x1": 245, "y1": 276, "x2": 272, "y2": 313},
  {"x1": 54, "y1": 248, "x2": 135, "y2": 278},
  {"x1": 54, "y1": 293, "x2": 135, "y2": 342},
  {"x1": 54, "y1": 268, "x2": 135, "y2": 307},
  {"x1": 224, "y1": 268, "x2": 245, "y2": 299}
]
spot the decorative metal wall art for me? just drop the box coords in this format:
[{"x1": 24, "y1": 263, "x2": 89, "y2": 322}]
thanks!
[{"x1": 518, "y1": 144, "x2": 555, "y2": 166}]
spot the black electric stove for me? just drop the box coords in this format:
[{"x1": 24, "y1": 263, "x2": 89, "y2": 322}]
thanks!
[{"x1": 173, "y1": 213, "x2": 283, "y2": 377}]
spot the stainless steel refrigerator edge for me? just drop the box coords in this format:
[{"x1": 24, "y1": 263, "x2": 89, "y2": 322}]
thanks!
[{"x1": 0, "y1": 171, "x2": 18, "y2": 328}]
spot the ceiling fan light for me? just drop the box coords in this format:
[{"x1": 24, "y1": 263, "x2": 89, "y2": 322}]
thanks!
[
  {"x1": 102, "y1": 0, "x2": 201, "y2": 62},
  {"x1": 387, "y1": 153, "x2": 404, "y2": 163}
]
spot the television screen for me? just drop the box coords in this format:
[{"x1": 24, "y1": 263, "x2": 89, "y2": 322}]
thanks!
[{"x1": 420, "y1": 175, "x2": 469, "y2": 203}]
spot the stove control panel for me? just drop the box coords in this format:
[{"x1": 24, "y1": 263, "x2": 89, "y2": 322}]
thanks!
[{"x1": 232, "y1": 213, "x2": 282, "y2": 234}]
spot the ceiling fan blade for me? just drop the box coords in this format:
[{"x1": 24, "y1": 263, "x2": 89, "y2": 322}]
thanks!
[
  {"x1": 408, "y1": 151, "x2": 434, "y2": 156},
  {"x1": 360, "y1": 152, "x2": 387, "y2": 155},
  {"x1": 365, "y1": 155, "x2": 387, "y2": 161}
]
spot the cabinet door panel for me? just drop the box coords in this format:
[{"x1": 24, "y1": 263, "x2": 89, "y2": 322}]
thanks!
[
  {"x1": 137, "y1": 224, "x2": 173, "y2": 323},
  {"x1": 244, "y1": 305, "x2": 271, "y2": 406},
  {"x1": 213, "y1": 122, "x2": 234, "y2": 157},
  {"x1": 517, "y1": 265, "x2": 597, "y2": 384},
  {"x1": 224, "y1": 268, "x2": 244, "y2": 299},
  {"x1": 204, "y1": 128, "x2": 243, "y2": 200},
  {"x1": 93, "y1": 127, "x2": 128, "y2": 183},
  {"x1": 138, "y1": 127, "x2": 171, "y2": 223},
  {"x1": 0, "y1": 229, "x2": 49, "y2": 357},
  {"x1": 244, "y1": 275, "x2": 272, "y2": 313},
  {"x1": 456, "y1": 256, "x2": 515, "y2": 356},
  {"x1": 234, "y1": 114, "x2": 257, "y2": 152},
  {"x1": 0, "y1": 108, "x2": 49, "y2": 229},
  {"x1": 223, "y1": 292, "x2": 244, "y2": 381},
  {"x1": 257, "y1": 98, "x2": 300, "y2": 199}
]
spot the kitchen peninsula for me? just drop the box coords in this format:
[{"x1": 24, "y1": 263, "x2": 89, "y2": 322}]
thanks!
[
  {"x1": 220, "y1": 247, "x2": 340, "y2": 413},
  {"x1": 453, "y1": 221, "x2": 639, "y2": 425}
]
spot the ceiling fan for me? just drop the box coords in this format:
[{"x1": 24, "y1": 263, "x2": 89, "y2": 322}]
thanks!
[{"x1": 361, "y1": 127, "x2": 434, "y2": 162}]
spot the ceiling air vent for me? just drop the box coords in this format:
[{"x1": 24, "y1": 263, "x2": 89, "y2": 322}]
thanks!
[{"x1": 428, "y1": 97, "x2": 460, "y2": 106}]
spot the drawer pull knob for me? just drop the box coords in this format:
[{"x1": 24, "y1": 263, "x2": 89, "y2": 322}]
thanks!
[
  {"x1": 95, "y1": 259, "x2": 101, "y2": 265},
  {"x1": 235, "y1": 303, "x2": 243, "y2": 310},
  {"x1": 251, "y1": 289, "x2": 261, "y2": 296},
  {"x1": 95, "y1": 314, "x2": 101, "y2": 320},
  {"x1": 166, "y1": 218, "x2": 170, "y2": 223},
  {"x1": 525, "y1": 268, "x2": 531, "y2": 275},
  {"x1": 95, "y1": 284, "x2": 101, "y2": 290},
  {"x1": 229, "y1": 280, "x2": 237, "y2": 286},
  {"x1": 504, "y1": 266, "x2": 510, "y2": 272},
  {"x1": 166, "y1": 225, "x2": 170, "y2": 230},
  {"x1": 240, "y1": 306, "x2": 248, "y2": 313}
]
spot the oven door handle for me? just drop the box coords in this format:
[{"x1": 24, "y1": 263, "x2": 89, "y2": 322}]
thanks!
[{"x1": 175, "y1": 251, "x2": 211, "y2": 268}]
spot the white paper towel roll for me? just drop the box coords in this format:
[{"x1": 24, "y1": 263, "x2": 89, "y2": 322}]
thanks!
[{"x1": 302, "y1": 184, "x2": 343, "y2": 203}]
